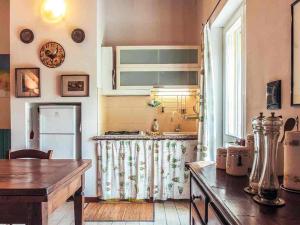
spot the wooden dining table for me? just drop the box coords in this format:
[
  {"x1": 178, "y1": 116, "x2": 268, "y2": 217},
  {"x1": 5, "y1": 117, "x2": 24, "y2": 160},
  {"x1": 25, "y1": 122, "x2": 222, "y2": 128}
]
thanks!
[{"x1": 0, "y1": 159, "x2": 91, "y2": 225}]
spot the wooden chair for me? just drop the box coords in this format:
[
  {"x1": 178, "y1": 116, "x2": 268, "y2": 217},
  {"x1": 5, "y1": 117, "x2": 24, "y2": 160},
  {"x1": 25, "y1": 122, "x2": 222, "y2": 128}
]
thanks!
[
  {"x1": 8, "y1": 149, "x2": 53, "y2": 225},
  {"x1": 8, "y1": 149, "x2": 53, "y2": 159}
]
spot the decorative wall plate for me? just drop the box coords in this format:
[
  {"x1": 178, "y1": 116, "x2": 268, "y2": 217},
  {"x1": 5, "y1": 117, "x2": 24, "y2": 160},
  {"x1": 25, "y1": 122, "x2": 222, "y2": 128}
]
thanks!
[
  {"x1": 40, "y1": 42, "x2": 65, "y2": 68},
  {"x1": 71, "y1": 28, "x2": 85, "y2": 43},
  {"x1": 20, "y1": 29, "x2": 34, "y2": 44}
]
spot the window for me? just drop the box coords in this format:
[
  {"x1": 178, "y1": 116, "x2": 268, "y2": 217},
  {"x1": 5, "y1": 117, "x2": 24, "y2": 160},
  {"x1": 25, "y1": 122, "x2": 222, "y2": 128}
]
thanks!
[{"x1": 223, "y1": 6, "x2": 245, "y2": 140}]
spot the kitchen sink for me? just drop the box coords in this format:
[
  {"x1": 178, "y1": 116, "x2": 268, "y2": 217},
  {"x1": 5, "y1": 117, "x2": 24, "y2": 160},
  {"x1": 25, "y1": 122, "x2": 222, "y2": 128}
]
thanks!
[{"x1": 162, "y1": 132, "x2": 198, "y2": 136}]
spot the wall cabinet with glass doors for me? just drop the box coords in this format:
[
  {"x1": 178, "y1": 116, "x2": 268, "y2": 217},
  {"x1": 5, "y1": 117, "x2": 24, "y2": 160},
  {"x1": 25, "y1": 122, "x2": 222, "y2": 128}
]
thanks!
[{"x1": 116, "y1": 46, "x2": 201, "y2": 91}]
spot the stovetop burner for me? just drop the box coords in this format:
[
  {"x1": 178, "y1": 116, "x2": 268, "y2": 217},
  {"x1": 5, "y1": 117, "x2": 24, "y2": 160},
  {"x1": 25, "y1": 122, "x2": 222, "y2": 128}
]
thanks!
[{"x1": 105, "y1": 131, "x2": 141, "y2": 135}]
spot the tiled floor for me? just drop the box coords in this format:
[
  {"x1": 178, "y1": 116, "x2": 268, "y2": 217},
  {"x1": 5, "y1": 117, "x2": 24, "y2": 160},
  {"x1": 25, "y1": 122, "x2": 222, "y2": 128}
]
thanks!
[{"x1": 3, "y1": 201, "x2": 189, "y2": 225}]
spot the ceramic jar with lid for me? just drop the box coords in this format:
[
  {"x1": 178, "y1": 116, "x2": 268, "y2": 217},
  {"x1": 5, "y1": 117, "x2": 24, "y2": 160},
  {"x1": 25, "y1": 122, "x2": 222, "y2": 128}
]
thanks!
[
  {"x1": 246, "y1": 134, "x2": 255, "y2": 169},
  {"x1": 283, "y1": 131, "x2": 300, "y2": 191},
  {"x1": 226, "y1": 146, "x2": 249, "y2": 176},
  {"x1": 216, "y1": 147, "x2": 227, "y2": 170},
  {"x1": 277, "y1": 142, "x2": 284, "y2": 176}
]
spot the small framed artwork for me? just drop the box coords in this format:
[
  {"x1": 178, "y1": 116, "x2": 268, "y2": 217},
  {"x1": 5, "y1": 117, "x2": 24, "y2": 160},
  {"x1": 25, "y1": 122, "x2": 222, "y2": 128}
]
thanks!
[
  {"x1": 15, "y1": 68, "x2": 40, "y2": 98},
  {"x1": 61, "y1": 75, "x2": 89, "y2": 97},
  {"x1": 267, "y1": 80, "x2": 281, "y2": 109},
  {"x1": 0, "y1": 54, "x2": 10, "y2": 97}
]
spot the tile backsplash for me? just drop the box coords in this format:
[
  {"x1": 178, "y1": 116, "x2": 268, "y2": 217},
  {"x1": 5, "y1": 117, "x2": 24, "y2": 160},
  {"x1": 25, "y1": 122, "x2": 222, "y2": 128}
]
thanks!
[{"x1": 100, "y1": 95, "x2": 198, "y2": 133}]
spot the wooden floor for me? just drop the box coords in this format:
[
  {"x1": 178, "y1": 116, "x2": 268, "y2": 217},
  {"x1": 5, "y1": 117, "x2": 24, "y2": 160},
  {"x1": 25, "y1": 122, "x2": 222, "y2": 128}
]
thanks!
[
  {"x1": 1, "y1": 201, "x2": 189, "y2": 225},
  {"x1": 85, "y1": 202, "x2": 154, "y2": 221}
]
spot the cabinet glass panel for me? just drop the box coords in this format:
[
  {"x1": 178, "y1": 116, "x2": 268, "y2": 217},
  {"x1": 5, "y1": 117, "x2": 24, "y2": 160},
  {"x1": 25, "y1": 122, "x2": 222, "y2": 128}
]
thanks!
[
  {"x1": 120, "y1": 71, "x2": 199, "y2": 87},
  {"x1": 119, "y1": 48, "x2": 198, "y2": 65},
  {"x1": 159, "y1": 49, "x2": 198, "y2": 64},
  {"x1": 120, "y1": 71, "x2": 159, "y2": 86},
  {"x1": 159, "y1": 71, "x2": 198, "y2": 85},
  {"x1": 120, "y1": 50, "x2": 158, "y2": 64}
]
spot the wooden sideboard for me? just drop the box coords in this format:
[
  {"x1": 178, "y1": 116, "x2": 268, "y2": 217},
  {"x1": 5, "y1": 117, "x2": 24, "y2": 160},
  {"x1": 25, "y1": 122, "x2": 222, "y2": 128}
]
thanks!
[{"x1": 187, "y1": 162, "x2": 300, "y2": 225}]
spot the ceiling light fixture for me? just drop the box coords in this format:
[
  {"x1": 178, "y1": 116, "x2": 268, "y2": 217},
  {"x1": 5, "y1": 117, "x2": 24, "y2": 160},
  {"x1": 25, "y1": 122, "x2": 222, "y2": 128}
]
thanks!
[{"x1": 41, "y1": 0, "x2": 66, "y2": 23}]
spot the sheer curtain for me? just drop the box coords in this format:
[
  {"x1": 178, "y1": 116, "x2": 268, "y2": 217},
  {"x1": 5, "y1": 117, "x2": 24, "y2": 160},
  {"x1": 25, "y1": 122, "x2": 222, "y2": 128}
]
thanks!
[{"x1": 198, "y1": 24, "x2": 223, "y2": 161}]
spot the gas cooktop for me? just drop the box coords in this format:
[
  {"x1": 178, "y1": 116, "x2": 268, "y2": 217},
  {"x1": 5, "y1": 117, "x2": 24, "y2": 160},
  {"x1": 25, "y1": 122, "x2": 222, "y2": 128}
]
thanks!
[{"x1": 105, "y1": 131, "x2": 141, "y2": 135}]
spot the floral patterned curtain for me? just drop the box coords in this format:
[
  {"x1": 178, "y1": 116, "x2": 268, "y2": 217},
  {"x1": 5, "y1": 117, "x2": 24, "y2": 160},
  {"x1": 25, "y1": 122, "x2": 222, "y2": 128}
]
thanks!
[{"x1": 97, "y1": 139, "x2": 198, "y2": 200}]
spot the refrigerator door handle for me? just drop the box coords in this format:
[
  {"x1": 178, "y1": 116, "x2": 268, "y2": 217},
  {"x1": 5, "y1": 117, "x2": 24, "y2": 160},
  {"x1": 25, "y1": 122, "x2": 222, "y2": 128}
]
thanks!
[{"x1": 79, "y1": 123, "x2": 82, "y2": 133}]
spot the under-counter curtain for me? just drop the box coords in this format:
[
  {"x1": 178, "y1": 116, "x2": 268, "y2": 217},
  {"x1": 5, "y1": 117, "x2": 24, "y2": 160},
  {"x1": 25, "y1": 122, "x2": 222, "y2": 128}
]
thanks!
[
  {"x1": 200, "y1": 24, "x2": 223, "y2": 161},
  {"x1": 96, "y1": 139, "x2": 197, "y2": 200}
]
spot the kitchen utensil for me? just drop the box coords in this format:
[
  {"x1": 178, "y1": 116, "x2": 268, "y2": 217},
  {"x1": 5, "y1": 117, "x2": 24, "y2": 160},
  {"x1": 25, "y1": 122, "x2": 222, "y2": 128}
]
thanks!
[
  {"x1": 280, "y1": 118, "x2": 296, "y2": 143},
  {"x1": 253, "y1": 112, "x2": 285, "y2": 206},
  {"x1": 30, "y1": 108, "x2": 34, "y2": 140}
]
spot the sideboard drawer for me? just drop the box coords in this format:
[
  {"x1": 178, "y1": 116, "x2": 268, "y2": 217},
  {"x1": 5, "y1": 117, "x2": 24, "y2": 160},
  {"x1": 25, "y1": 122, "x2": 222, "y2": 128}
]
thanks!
[
  {"x1": 191, "y1": 177, "x2": 207, "y2": 222},
  {"x1": 207, "y1": 203, "x2": 225, "y2": 225}
]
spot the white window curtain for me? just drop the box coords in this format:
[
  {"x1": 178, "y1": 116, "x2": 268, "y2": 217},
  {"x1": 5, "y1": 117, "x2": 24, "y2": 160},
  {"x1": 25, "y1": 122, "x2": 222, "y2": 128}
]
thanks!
[{"x1": 202, "y1": 24, "x2": 223, "y2": 161}]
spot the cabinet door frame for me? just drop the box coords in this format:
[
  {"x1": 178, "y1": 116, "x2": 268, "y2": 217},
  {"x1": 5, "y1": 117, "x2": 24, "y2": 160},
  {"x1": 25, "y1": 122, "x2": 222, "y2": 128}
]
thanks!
[
  {"x1": 117, "y1": 67, "x2": 201, "y2": 90},
  {"x1": 116, "y1": 45, "x2": 201, "y2": 69}
]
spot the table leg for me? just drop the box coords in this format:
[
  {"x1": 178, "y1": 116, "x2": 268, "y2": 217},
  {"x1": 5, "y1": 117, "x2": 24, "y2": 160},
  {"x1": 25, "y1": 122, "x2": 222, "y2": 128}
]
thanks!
[
  {"x1": 28, "y1": 202, "x2": 48, "y2": 225},
  {"x1": 74, "y1": 187, "x2": 84, "y2": 225}
]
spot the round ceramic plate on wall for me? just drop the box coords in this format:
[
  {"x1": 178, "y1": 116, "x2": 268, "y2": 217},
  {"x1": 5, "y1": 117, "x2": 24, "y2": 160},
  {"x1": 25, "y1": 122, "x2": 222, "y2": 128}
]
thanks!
[
  {"x1": 40, "y1": 42, "x2": 65, "y2": 68},
  {"x1": 71, "y1": 28, "x2": 85, "y2": 43},
  {"x1": 20, "y1": 29, "x2": 34, "y2": 44}
]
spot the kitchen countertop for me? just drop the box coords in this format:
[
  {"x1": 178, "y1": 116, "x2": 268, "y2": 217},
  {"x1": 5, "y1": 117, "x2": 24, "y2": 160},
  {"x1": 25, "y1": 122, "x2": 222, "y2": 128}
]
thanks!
[
  {"x1": 93, "y1": 134, "x2": 198, "y2": 140},
  {"x1": 188, "y1": 162, "x2": 300, "y2": 225}
]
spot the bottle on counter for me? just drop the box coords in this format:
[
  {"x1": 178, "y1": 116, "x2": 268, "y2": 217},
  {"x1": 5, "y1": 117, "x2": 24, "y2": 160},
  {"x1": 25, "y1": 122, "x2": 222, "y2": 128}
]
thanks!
[
  {"x1": 253, "y1": 112, "x2": 285, "y2": 206},
  {"x1": 151, "y1": 119, "x2": 160, "y2": 133},
  {"x1": 244, "y1": 113, "x2": 265, "y2": 195}
]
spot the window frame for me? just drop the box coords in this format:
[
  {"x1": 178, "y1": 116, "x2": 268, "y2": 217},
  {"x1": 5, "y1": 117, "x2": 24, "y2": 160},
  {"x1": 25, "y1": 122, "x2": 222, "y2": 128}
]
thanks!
[{"x1": 222, "y1": 4, "x2": 246, "y2": 142}]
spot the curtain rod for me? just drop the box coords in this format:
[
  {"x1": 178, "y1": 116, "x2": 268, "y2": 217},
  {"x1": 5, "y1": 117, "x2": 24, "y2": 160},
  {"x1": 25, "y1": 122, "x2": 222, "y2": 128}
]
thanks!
[{"x1": 202, "y1": 0, "x2": 222, "y2": 27}]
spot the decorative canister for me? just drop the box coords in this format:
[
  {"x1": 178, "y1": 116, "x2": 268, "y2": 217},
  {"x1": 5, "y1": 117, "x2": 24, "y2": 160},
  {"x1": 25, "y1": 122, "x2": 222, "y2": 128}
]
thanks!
[
  {"x1": 283, "y1": 131, "x2": 300, "y2": 191},
  {"x1": 246, "y1": 134, "x2": 255, "y2": 169},
  {"x1": 226, "y1": 146, "x2": 249, "y2": 176},
  {"x1": 277, "y1": 142, "x2": 284, "y2": 176},
  {"x1": 216, "y1": 147, "x2": 227, "y2": 170}
]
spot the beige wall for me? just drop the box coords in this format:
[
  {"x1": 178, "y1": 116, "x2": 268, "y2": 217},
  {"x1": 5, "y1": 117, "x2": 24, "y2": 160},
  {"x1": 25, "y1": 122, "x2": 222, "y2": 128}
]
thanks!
[
  {"x1": 10, "y1": 0, "x2": 100, "y2": 196},
  {"x1": 102, "y1": 0, "x2": 200, "y2": 46},
  {"x1": 103, "y1": 96, "x2": 198, "y2": 133},
  {"x1": 246, "y1": 0, "x2": 295, "y2": 132},
  {"x1": 0, "y1": 0, "x2": 10, "y2": 129},
  {"x1": 198, "y1": 0, "x2": 298, "y2": 133},
  {"x1": 100, "y1": 0, "x2": 201, "y2": 133}
]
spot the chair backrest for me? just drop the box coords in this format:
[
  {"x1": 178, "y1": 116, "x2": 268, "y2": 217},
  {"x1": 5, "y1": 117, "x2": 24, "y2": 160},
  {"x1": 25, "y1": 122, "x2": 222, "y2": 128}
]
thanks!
[{"x1": 9, "y1": 149, "x2": 53, "y2": 159}]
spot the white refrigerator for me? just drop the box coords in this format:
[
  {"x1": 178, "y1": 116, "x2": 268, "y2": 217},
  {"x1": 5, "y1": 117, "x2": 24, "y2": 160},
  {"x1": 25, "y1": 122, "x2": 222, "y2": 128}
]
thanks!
[{"x1": 39, "y1": 105, "x2": 81, "y2": 159}]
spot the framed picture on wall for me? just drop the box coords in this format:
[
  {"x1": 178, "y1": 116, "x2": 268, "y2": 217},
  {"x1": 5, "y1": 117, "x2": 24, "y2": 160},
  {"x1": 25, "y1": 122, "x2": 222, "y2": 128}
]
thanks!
[
  {"x1": 61, "y1": 75, "x2": 89, "y2": 97},
  {"x1": 15, "y1": 68, "x2": 40, "y2": 98},
  {"x1": 267, "y1": 80, "x2": 281, "y2": 110},
  {"x1": 0, "y1": 54, "x2": 10, "y2": 97},
  {"x1": 292, "y1": 0, "x2": 300, "y2": 105}
]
